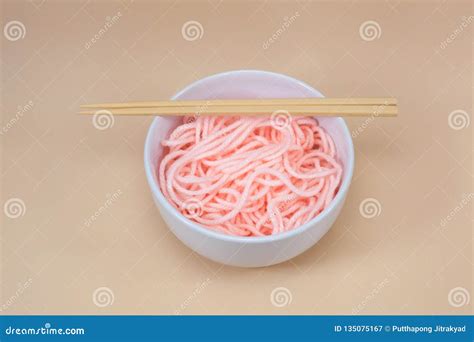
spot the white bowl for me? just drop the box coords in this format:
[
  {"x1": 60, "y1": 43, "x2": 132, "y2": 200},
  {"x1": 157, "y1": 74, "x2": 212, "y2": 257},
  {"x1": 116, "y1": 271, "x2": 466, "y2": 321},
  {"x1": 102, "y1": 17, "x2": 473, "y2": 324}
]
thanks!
[{"x1": 144, "y1": 70, "x2": 354, "y2": 267}]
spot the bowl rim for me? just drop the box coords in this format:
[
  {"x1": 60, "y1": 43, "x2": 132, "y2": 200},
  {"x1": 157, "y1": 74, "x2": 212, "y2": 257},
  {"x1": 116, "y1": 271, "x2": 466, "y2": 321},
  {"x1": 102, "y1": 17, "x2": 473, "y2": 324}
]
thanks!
[{"x1": 144, "y1": 69, "x2": 354, "y2": 244}]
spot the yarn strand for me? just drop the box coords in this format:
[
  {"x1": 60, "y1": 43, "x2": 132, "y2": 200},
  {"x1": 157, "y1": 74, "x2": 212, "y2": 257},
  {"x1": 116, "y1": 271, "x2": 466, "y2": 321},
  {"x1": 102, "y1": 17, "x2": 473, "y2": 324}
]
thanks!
[{"x1": 159, "y1": 116, "x2": 342, "y2": 236}]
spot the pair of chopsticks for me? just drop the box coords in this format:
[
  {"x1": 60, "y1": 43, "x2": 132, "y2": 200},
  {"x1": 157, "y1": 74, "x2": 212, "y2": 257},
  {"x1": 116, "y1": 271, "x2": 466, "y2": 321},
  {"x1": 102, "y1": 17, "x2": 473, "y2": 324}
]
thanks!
[{"x1": 80, "y1": 97, "x2": 398, "y2": 117}]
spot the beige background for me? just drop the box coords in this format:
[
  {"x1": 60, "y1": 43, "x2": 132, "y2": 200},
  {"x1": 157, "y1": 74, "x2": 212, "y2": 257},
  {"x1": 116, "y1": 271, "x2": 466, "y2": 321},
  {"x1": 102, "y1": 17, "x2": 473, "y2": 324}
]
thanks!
[{"x1": 1, "y1": 0, "x2": 472, "y2": 315}]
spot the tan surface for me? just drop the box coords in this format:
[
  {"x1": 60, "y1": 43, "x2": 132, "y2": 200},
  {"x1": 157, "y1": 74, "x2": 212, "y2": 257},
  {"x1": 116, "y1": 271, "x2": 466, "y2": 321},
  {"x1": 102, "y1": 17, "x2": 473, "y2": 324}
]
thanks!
[{"x1": 1, "y1": 0, "x2": 472, "y2": 315}]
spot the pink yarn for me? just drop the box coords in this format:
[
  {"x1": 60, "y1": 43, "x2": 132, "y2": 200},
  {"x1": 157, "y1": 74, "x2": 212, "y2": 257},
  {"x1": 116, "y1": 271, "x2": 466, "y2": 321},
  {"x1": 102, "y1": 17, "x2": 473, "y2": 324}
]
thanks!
[{"x1": 159, "y1": 115, "x2": 342, "y2": 237}]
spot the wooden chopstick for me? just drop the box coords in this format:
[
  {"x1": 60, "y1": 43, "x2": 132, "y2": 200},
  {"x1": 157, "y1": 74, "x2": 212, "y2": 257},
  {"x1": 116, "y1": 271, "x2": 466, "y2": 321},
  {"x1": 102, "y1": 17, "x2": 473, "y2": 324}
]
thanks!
[
  {"x1": 80, "y1": 105, "x2": 397, "y2": 116},
  {"x1": 81, "y1": 97, "x2": 397, "y2": 109},
  {"x1": 79, "y1": 98, "x2": 398, "y2": 117}
]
